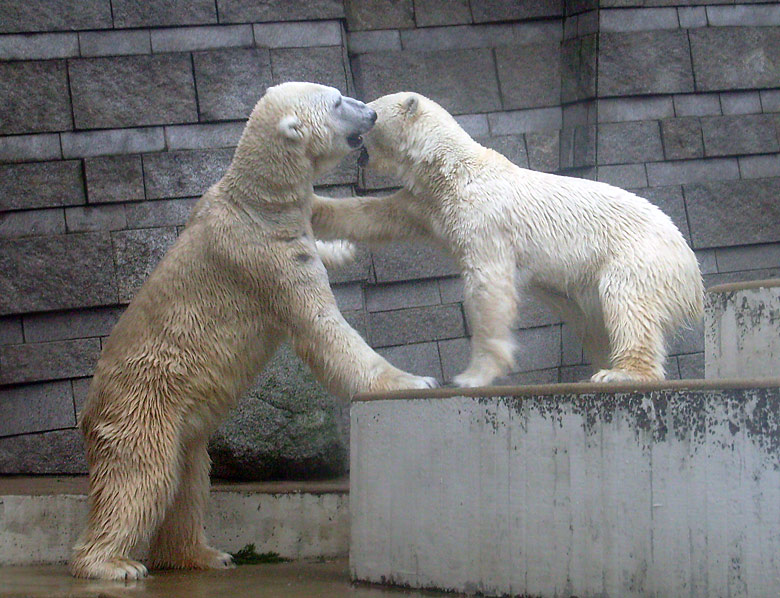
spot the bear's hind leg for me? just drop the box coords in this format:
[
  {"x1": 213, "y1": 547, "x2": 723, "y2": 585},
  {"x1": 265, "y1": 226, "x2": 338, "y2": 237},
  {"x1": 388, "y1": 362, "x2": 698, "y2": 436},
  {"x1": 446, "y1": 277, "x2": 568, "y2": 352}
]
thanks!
[
  {"x1": 592, "y1": 276, "x2": 666, "y2": 383},
  {"x1": 148, "y1": 439, "x2": 234, "y2": 571},
  {"x1": 70, "y1": 432, "x2": 181, "y2": 580}
]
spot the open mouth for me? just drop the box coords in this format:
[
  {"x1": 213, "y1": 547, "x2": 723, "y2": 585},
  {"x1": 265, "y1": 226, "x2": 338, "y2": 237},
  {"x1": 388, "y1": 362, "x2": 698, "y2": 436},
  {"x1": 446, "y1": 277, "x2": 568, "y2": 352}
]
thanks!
[
  {"x1": 357, "y1": 146, "x2": 369, "y2": 167},
  {"x1": 347, "y1": 133, "x2": 364, "y2": 149}
]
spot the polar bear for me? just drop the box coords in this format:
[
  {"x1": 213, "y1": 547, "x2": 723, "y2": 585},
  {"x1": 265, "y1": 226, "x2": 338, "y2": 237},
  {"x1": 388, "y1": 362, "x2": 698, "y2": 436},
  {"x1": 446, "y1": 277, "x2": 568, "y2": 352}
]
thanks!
[
  {"x1": 70, "y1": 83, "x2": 437, "y2": 581},
  {"x1": 312, "y1": 92, "x2": 704, "y2": 387}
]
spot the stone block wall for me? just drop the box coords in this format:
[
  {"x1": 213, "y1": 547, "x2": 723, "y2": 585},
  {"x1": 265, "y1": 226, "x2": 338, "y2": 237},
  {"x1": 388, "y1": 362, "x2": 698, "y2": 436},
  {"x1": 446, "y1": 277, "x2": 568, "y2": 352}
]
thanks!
[{"x1": 1, "y1": 0, "x2": 779, "y2": 475}]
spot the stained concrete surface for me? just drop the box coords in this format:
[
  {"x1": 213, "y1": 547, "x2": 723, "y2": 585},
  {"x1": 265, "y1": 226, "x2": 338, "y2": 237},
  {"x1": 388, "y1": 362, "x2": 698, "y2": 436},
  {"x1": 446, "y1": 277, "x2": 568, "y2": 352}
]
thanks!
[{"x1": 0, "y1": 558, "x2": 457, "y2": 598}]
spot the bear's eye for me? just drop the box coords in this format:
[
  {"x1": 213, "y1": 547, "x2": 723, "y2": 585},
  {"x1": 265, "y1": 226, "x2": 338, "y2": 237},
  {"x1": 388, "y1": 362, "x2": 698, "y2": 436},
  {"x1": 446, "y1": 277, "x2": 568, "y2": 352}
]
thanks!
[{"x1": 334, "y1": 96, "x2": 342, "y2": 108}]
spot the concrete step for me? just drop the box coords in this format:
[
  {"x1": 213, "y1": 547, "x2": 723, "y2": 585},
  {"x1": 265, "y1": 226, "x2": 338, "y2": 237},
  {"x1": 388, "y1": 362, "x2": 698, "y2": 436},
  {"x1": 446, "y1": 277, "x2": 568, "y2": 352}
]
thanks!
[
  {"x1": 0, "y1": 476, "x2": 348, "y2": 567},
  {"x1": 350, "y1": 380, "x2": 780, "y2": 598}
]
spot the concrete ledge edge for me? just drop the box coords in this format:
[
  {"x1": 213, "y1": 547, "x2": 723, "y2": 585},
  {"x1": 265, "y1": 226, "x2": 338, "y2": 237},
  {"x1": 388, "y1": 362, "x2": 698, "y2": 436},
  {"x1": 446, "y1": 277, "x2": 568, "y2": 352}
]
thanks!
[{"x1": 354, "y1": 377, "x2": 780, "y2": 402}]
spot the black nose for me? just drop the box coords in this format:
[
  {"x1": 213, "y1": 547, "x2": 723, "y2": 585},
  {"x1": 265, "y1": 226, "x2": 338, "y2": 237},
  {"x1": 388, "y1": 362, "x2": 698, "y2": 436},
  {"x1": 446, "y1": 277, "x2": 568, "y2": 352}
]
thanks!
[{"x1": 369, "y1": 109, "x2": 377, "y2": 124}]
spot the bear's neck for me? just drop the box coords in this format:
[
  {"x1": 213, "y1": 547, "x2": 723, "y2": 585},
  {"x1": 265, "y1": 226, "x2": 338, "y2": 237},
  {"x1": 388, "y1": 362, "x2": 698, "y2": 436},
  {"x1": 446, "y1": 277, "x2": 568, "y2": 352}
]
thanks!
[
  {"x1": 223, "y1": 141, "x2": 313, "y2": 205},
  {"x1": 403, "y1": 134, "x2": 481, "y2": 197}
]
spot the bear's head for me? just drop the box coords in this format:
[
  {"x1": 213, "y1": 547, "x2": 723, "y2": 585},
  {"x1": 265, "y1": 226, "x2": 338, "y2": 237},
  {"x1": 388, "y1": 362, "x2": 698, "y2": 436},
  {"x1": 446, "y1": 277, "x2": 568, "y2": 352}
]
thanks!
[
  {"x1": 359, "y1": 92, "x2": 471, "y2": 179},
  {"x1": 230, "y1": 82, "x2": 377, "y2": 191}
]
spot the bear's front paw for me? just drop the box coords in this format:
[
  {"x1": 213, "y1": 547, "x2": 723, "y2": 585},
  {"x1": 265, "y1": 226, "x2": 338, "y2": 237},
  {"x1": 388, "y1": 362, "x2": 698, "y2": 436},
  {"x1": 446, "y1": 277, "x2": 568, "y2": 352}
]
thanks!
[
  {"x1": 71, "y1": 556, "x2": 149, "y2": 580},
  {"x1": 590, "y1": 368, "x2": 637, "y2": 383},
  {"x1": 453, "y1": 371, "x2": 493, "y2": 388}
]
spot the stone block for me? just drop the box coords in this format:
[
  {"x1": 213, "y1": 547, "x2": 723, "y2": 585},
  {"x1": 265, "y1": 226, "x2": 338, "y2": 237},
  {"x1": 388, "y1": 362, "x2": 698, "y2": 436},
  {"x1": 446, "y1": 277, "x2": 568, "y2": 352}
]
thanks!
[
  {"x1": 438, "y1": 337, "x2": 470, "y2": 381},
  {"x1": 65, "y1": 205, "x2": 127, "y2": 233},
  {"x1": 413, "y1": 0, "x2": 471, "y2": 27},
  {"x1": 0, "y1": 381, "x2": 75, "y2": 437},
  {"x1": 479, "y1": 135, "x2": 529, "y2": 168},
  {"x1": 0, "y1": 317, "x2": 23, "y2": 346},
  {"x1": 165, "y1": 122, "x2": 244, "y2": 151},
  {"x1": 455, "y1": 114, "x2": 489, "y2": 138},
  {"x1": 78, "y1": 29, "x2": 151, "y2": 56},
  {"x1": 217, "y1": 0, "x2": 344, "y2": 24},
  {"x1": 526, "y1": 131, "x2": 560, "y2": 172},
  {"x1": 112, "y1": 227, "x2": 178, "y2": 303},
  {"x1": 685, "y1": 178, "x2": 780, "y2": 249},
  {"x1": 344, "y1": 0, "x2": 414, "y2": 31},
  {"x1": 347, "y1": 30, "x2": 402, "y2": 54},
  {"x1": 270, "y1": 47, "x2": 349, "y2": 92},
  {"x1": 0, "y1": 32, "x2": 79, "y2": 60},
  {"x1": 738, "y1": 154, "x2": 780, "y2": 180},
  {"x1": 377, "y1": 342, "x2": 443, "y2": 380},
  {"x1": 23, "y1": 307, "x2": 123, "y2": 343},
  {"x1": 112, "y1": 0, "x2": 216, "y2": 28},
  {"x1": 496, "y1": 43, "x2": 560, "y2": 110},
  {"x1": 353, "y1": 49, "x2": 500, "y2": 115},
  {"x1": 372, "y1": 241, "x2": 459, "y2": 283},
  {"x1": 598, "y1": 120, "x2": 663, "y2": 165},
  {"x1": 515, "y1": 292, "x2": 563, "y2": 330},
  {"x1": 0, "y1": 133, "x2": 61, "y2": 163},
  {"x1": 85, "y1": 155, "x2": 145, "y2": 204},
  {"x1": 315, "y1": 152, "x2": 359, "y2": 187},
  {"x1": 512, "y1": 325, "x2": 562, "y2": 373},
  {"x1": 438, "y1": 276, "x2": 463, "y2": 304},
  {"x1": 365, "y1": 280, "x2": 441, "y2": 312},
  {"x1": 0, "y1": 209, "x2": 66, "y2": 240},
  {"x1": 715, "y1": 243, "x2": 780, "y2": 274},
  {"x1": 696, "y1": 249, "x2": 717, "y2": 276},
  {"x1": 193, "y1": 48, "x2": 273, "y2": 122},
  {"x1": 634, "y1": 186, "x2": 691, "y2": 242},
  {"x1": 488, "y1": 108, "x2": 562, "y2": 136},
  {"x1": 560, "y1": 123, "x2": 596, "y2": 169},
  {"x1": 677, "y1": 7, "x2": 707, "y2": 29},
  {"x1": 254, "y1": 21, "x2": 342, "y2": 48},
  {"x1": 599, "y1": 7, "x2": 678, "y2": 32},
  {"x1": 598, "y1": 96, "x2": 674, "y2": 123},
  {"x1": 125, "y1": 198, "x2": 197, "y2": 229},
  {"x1": 597, "y1": 164, "x2": 647, "y2": 189},
  {"x1": 0, "y1": 0, "x2": 111, "y2": 33},
  {"x1": 677, "y1": 352, "x2": 704, "y2": 380},
  {"x1": 690, "y1": 27, "x2": 780, "y2": 92},
  {"x1": 369, "y1": 305, "x2": 465, "y2": 348},
  {"x1": 70, "y1": 55, "x2": 197, "y2": 129},
  {"x1": 471, "y1": 0, "x2": 562, "y2": 23},
  {"x1": 701, "y1": 114, "x2": 780, "y2": 157},
  {"x1": 209, "y1": 343, "x2": 347, "y2": 480},
  {"x1": 0, "y1": 338, "x2": 101, "y2": 385},
  {"x1": 646, "y1": 158, "x2": 739, "y2": 188},
  {"x1": 0, "y1": 61, "x2": 71, "y2": 134},
  {"x1": 599, "y1": 31, "x2": 694, "y2": 97},
  {"x1": 500, "y1": 368, "x2": 560, "y2": 386},
  {"x1": 668, "y1": 322, "x2": 704, "y2": 356},
  {"x1": 0, "y1": 428, "x2": 87, "y2": 474},
  {"x1": 0, "y1": 233, "x2": 117, "y2": 315},
  {"x1": 71, "y1": 377, "x2": 91, "y2": 412},
  {"x1": 142, "y1": 149, "x2": 233, "y2": 199},
  {"x1": 151, "y1": 25, "x2": 253, "y2": 53},
  {"x1": 343, "y1": 310, "x2": 369, "y2": 339},
  {"x1": 560, "y1": 35, "x2": 597, "y2": 103},
  {"x1": 331, "y1": 283, "x2": 364, "y2": 312},
  {"x1": 706, "y1": 5, "x2": 780, "y2": 27},
  {"x1": 660, "y1": 117, "x2": 704, "y2": 161},
  {"x1": 400, "y1": 23, "x2": 516, "y2": 51},
  {"x1": 561, "y1": 323, "x2": 584, "y2": 366},
  {"x1": 672, "y1": 93, "x2": 721, "y2": 118},
  {"x1": 720, "y1": 91, "x2": 762, "y2": 116},
  {"x1": 61, "y1": 127, "x2": 166, "y2": 159},
  {"x1": 0, "y1": 161, "x2": 84, "y2": 211},
  {"x1": 559, "y1": 363, "x2": 594, "y2": 382},
  {"x1": 575, "y1": 9, "x2": 599, "y2": 37},
  {"x1": 760, "y1": 89, "x2": 780, "y2": 112}
]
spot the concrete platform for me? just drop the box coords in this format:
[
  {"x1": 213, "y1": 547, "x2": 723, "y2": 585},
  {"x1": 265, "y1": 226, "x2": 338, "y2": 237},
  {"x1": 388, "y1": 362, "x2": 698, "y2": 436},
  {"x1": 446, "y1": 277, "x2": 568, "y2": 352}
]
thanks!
[
  {"x1": 0, "y1": 477, "x2": 348, "y2": 567},
  {"x1": 0, "y1": 558, "x2": 457, "y2": 597},
  {"x1": 350, "y1": 380, "x2": 780, "y2": 598}
]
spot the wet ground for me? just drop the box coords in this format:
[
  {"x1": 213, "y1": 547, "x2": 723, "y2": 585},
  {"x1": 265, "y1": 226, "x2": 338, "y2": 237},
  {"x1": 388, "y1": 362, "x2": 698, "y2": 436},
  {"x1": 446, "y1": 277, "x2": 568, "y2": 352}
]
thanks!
[{"x1": 0, "y1": 558, "x2": 457, "y2": 598}]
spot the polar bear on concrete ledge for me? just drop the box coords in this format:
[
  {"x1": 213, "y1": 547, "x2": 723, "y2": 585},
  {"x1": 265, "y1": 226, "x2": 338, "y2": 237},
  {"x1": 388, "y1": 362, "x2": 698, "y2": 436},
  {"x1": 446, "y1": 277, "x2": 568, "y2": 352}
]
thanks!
[
  {"x1": 70, "y1": 83, "x2": 437, "y2": 581},
  {"x1": 312, "y1": 92, "x2": 704, "y2": 387}
]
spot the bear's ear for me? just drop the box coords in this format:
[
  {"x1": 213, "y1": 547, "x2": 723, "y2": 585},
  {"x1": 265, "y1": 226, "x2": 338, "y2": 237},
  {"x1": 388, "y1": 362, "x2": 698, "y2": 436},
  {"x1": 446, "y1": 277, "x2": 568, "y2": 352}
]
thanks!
[
  {"x1": 278, "y1": 115, "x2": 306, "y2": 141},
  {"x1": 402, "y1": 95, "x2": 418, "y2": 117}
]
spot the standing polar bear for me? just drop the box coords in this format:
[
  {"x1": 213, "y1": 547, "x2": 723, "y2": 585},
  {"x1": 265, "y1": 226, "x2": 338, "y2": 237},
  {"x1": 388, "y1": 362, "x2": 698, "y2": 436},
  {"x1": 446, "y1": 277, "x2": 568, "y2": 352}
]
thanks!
[
  {"x1": 70, "y1": 83, "x2": 437, "y2": 580},
  {"x1": 313, "y1": 92, "x2": 704, "y2": 386}
]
